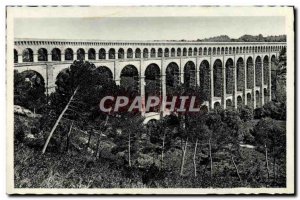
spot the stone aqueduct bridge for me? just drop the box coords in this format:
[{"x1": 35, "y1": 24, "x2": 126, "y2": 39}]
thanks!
[{"x1": 14, "y1": 38, "x2": 286, "y2": 111}]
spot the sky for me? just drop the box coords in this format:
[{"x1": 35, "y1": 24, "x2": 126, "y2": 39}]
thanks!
[{"x1": 14, "y1": 16, "x2": 285, "y2": 41}]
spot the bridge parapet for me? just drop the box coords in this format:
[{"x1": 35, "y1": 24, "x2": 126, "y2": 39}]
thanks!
[{"x1": 14, "y1": 38, "x2": 286, "y2": 64}]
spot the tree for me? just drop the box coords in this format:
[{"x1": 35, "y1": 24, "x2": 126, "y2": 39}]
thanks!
[
  {"x1": 188, "y1": 114, "x2": 211, "y2": 177},
  {"x1": 175, "y1": 114, "x2": 190, "y2": 176},
  {"x1": 148, "y1": 114, "x2": 178, "y2": 170},
  {"x1": 42, "y1": 60, "x2": 114, "y2": 153},
  {"x1": 14, "y1": 70, "x2": 46, "y2": 113},
  {"x1": 238, "y1": 105, "x2": 253, "y2": 122},
  {"x1": 253, "y1": 117, "x2": 286, "y2": 185},
  {"x1": 204, "y1": 112, "x2": 223, "y2": 180},
  {"x1": 272, "y1": 47, "x2": 286, "y2": 103},
  {"x1": 111, "y1": 113, "x2": 145, "y2": 167},
  {"x1": 219, "y1": 110, "x2": 245, "y2": 182}
]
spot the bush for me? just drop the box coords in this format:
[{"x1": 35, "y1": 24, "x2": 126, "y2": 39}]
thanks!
[
  {"x1": 254, "y1": 101, "x2": 286, "y2": 120},
  {"x1": 238, "y1": 106, "x2": 253, "y2": 121}
]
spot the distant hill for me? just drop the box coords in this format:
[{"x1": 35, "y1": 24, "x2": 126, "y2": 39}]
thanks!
[{"x1": 197, "y1": 34, "x2": 286, "y2": 42}]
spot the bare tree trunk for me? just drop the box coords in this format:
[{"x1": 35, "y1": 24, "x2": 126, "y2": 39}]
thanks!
[
  {"x1": 265, "y1": 143, "x2": 270, "y2": 181},
  {"x1": 42, "y1": 86, "x2": 79, "y2": 154},
  {"x1": 95, "y1": 132, "x2": 101, "y2": 159},
  {"x1": 66, "y1": 121, "x2": 73, "y2": 152},
  {"x1": 231, "y1": 155, "x2": 242, "y2": 182},
  {"x1": 86, "y1": 130, "x2": 92, "y2": 150},
  {"x1": 95, "y1": 115, "x2": 109, "y2": 159},
  {"x1": 209, "y1": 137, "x2": 213, "y2": 180},
  {"x1": 198, "y1": 143, "x2": 202, "y2": 176},
  {"x1": 273, "y1": 147, "x2": 276, "y2": 183},
  {"x1": 161, "y1": 131, "x2": 166, "y2": 170},
  {"x1": 180, "y1": 138, "x2": 188, "y2": 176},
  {"x1": 128, "y1": 133, "x2": 131, "y2": 167},
  {"x1": 193, "y1": 139, "x2": 198, "y2": 177}
]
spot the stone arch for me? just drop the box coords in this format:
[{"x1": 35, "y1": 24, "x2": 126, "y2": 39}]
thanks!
[
  {"x1": 188, "y1": 48, "x2": 192, "y2": 56},
  {"x1": 120, "y1": 65, "x2": 139, "y2": 92},
  {"x1": 264, "y1": 88, "x2": 269, "y2": 104},
  {"x1": 135, "y1": 48, "x2": 141, "y2": 58},
  {"x1": 256, "y1": 90, "x2": 260, "y2": 108},
  {"x1": 99, "y1": 48, "x2": 106, "y2": 59},
  {"x1": 177, "y1": 48, "x2": 181, "y2": 56},
  {"x1": 243, "y1": 47, "x2": 246, "y2": 53},
  {"x1": 108, "y1": 48, "x2": 115, "y2": 59},
  {"x1": 213, "y1": 47, "x2": 216, "y2": 55},
  {"x1": 271, "y1": 55, "x2": 276, "y2": 66},
  {"x1": 14, "y1": 49, "x2": 18, "y2": 63},
  {"x1": 270, "y1": 55, "x2": 276, "y2": 98},
  {"x1": 225, "y1": 58, "x2": 234, "y2": 94},
  {"x1": 226, "y1": 99, "x2": 233, "y2": 109},
  {"x1": 22, "y1": 48, "x2": 33, "y2": 62},
  {"x1": 38, "y1": 48, "x2": 48, "y2": 61},
  {"x1": 77, "y1": 48, "x2": 85, "y2": 60},
  {"x1": 144, "y1": 118, "x2": 158, "y2": 126},
  {"x1": 95, "y1": 66, "x2": 113, "y2": 80},
  {"x1": 150, "y1": 48, "x2": 156, "y2": 58},
  {"x1": 233, "y1": 47, "x2": 236, "y2": 54},
  {"x1": 246, "y1": 57, "x2": 254, "y2": 89},
  {"x1": 52, "y1": 48, "x2": 61, "y2": 61},
  {"x1": 184, "y1": 61, "x2": 196, "y2": 88},
  {"x1": 214, "y1": 102, "x2": 221, "y2": 110},
  {"x1": 18, "y1": 70, "x2": 46, "y2": 93},
  {"x1": 255, "y1": 56, "x2": 262, "y2": 87},
  {"x1": 237, "y1": 96, "x2": 243, "y2": 108},
  {"x1": 221, "y1": 47, "x2": 224, "y2": 54},
  {"x1": 118, "y1": 48, "x2": 125, "y2": 59},
  {"x1": 208, "y1": 47, "x2": 212, "y2": 55},
  {"x1": 203, "y1": 47, "x2": 207, "y2": 56},
  {"x1": 143, "y1": 48, "x2": 149, "y2": 58},
  {"x1": 183, "y1": 48, "x2": 187, "y2": 56},
  {"x1": 247, "y1": 93, "x2": 252, "y2": 107},
  {"x1": 217, "y1": 47, "x2": 220, "y2": 55},
  {"x1": 127, "y1": 48, "x2": 133, "y2": 58},
  {"x1": 164, "y1": 48, "x2": 169, "y2": 57},
  {"x1": 193, "y1": 47, "x2": 198, "y2": 56},
  {"x1": 229, "y1": 47, "x2": 232, "y2": 54},
  {"x1": 88, "y1": 48, "x2": 96, "y2": 60},
  {"x1": 55, "y1": 68, "x2": 70, "y2": 92},
  {"x1": 236, "y1": 57, "x2": 245, "y2": 91},
  {"x1": 65, "y1": 48, "x2": 74, "y2": 61},
  {"x1": 171, "y1": 48, "x2": 176, "y2": 57},
  {"x1": 166, "y1": 62, "x2": 180, "y2": 94},
  {"x1": 263, "y1": 55, "x2": 269, "y2": 85},
  {"x1": 199, "y1": 47, "x2": 202, "y2": 56},
  {"x1": 155, "y1": 48, "x2": 161, "y2": 58},
  {"x1": 200, "y1": 60, "x2": 210, "y2": 101},
  {"x1": 145, "y1": 63, "x2": 161, "y2": 111},
  {"x1": 213, "y1": 59, "x2": 223, "y2": 97},
  {"x1": 225, "y1": 47, "x2": 228, "y2": 54}
]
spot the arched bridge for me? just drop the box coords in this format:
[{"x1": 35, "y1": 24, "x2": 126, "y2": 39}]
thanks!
[{"x1": 14, "y1": 38, "x2": 286, "y2": 112}]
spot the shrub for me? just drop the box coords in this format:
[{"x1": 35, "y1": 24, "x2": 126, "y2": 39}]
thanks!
[
  {"x1": 254, "y1": 101, "x2": 286, "y2": 120},
  {"x1": 238, "y1": 106, "x2": 253, "y2": 122}
]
